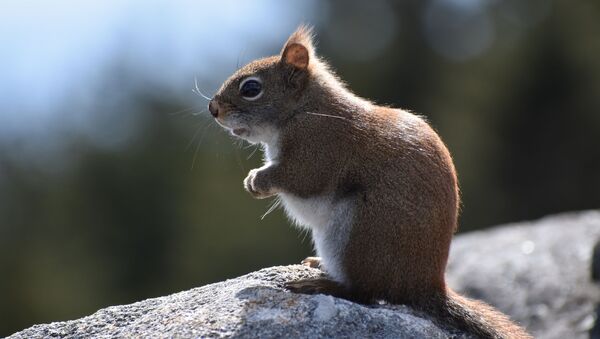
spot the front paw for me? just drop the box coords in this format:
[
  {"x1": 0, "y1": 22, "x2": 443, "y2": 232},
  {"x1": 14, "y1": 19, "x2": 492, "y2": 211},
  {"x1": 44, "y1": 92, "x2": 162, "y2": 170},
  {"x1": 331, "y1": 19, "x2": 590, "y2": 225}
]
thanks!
[{"x1": 244, "y1": 168, "x2": 276, "y2": 199}]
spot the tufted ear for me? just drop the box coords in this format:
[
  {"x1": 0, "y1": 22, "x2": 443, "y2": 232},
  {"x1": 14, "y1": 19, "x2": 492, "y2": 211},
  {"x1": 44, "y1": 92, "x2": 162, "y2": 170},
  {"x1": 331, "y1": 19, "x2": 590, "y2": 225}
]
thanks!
[{"x1": 281, "y1": 25, "x2": 315, "y2": 70}]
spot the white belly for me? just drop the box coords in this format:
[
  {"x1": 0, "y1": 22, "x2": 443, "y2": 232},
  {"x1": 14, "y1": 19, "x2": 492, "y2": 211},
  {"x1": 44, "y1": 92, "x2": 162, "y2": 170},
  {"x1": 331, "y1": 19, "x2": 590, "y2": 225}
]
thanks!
[
  {"x1": 279, "y1": 193, "x2": 333, "y2": 229},
  {"x1": 279, "y1": 192, "x2": 354, "y2": 283}
]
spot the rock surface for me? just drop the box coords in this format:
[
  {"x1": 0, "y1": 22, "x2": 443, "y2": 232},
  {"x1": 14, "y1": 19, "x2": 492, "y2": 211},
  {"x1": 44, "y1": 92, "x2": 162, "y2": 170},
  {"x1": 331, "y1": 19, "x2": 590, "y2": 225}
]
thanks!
[
  {"x1": 8, "y1": 266, "x2": 455, "y2": 338},
  {"x1": 447, "y1": 210, "x2": 600, "y2": 339},
  {"x1": 9, "y1": 210, "x2": 600, "y2": 339}
]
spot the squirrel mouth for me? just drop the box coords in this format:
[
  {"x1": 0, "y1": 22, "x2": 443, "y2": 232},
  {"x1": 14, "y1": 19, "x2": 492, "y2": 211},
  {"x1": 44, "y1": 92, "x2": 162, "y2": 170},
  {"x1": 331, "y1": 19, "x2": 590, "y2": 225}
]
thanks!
[{"x1": 232, "y1": 128, "x2": 248, "y2": 136}]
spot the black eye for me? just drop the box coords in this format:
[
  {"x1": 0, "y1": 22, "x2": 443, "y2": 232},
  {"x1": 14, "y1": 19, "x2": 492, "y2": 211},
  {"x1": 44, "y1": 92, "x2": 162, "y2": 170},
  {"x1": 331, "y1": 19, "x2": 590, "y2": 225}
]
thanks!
[{"x1": 239, "y1": 77, "x2": 263, "y2": 101}]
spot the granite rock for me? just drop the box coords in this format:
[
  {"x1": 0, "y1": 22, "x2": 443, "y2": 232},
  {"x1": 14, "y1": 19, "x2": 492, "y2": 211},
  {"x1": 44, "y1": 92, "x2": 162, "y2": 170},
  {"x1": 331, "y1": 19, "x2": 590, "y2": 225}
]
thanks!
[{"x1": 447, "y1": 210, "x2": 600, "y2": 339}]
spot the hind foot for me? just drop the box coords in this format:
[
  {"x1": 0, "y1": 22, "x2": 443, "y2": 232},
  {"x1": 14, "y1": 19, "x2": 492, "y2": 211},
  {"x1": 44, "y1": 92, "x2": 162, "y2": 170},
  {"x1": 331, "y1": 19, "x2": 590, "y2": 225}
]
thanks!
[
  {"x1": 285, "y1": 277, "x2": 348, "y2": 299},
  {"x1": 301, "y1": 256, "x2": 322, "y2": 269}
]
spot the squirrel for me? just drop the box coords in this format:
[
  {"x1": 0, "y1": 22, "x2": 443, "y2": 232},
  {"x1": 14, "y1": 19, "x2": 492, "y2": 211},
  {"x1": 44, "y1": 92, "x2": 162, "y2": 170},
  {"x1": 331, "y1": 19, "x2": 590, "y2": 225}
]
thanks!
[{"x1": 208, "y1": 26, "x2": 531, "y2": 339}]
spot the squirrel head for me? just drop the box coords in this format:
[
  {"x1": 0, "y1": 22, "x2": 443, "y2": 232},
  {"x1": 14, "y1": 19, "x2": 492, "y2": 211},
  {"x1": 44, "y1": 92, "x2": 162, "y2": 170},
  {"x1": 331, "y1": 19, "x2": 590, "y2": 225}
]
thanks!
[{"x1": 209, "y1": 25, "x2": 317, "y2": 143}]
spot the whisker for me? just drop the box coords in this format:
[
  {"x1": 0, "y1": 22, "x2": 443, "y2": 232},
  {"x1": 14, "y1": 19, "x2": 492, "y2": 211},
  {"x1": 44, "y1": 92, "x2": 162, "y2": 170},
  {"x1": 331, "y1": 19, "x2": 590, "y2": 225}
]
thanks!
[
  {"x1": 192, "y1": 89, "x2": 213, "y2": 101},
  {"x1": 186, "y1": 121, "x2": 210, "y2": 151},
  {"x1": 191, "y1": 109, "x2": 208, "y2": 116},
  {"x1": 232, "y1": 137, "x2": 246, "y2": 149},
  {"x1": 186, "y1": 125, "x2": 202, "y2": 151},
  {"x1": 190, "y1": 122, "x2": 212, "y2": 170},
  {"x1": 261, "y1": 197, "x2": 281, "y2": 220},
  {"x1": 169, "y1": 106, "x2": 197, "y2": 116},
  {"x1": 191, "y1": 140, "x2": 202, "y2": 170},
  {"x1": 300, "y1": 227, "x2": 311, "y2": 244},
  {"x1": 247, "y1": 144, "x2": 260, "y2": 160},
  {"x1": 233, "y1": 144, "x2": 245, "y2": 173},
  {"x1": 193, "y1": 77, "x2": 213, "y2": 101},
  {"x1": 236, "y1": 47, "x2": 247, "y2": 71},
  {"x1": 305, "y1": 111, "x2": 349, "y2": 121}
]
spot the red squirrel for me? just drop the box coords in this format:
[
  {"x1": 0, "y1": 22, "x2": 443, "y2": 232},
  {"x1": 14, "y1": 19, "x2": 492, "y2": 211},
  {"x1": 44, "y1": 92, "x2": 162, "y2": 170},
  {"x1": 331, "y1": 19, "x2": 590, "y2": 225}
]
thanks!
[{"x1": 208, "y1": 26, "x2": 531, "y2": 339}]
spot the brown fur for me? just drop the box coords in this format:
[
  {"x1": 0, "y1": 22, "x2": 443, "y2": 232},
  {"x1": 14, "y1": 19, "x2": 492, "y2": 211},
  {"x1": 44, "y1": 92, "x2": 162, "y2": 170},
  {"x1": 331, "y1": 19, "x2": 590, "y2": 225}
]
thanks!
[{"x1": 210, "y1": 25, "x2": 531, "y2": 339}]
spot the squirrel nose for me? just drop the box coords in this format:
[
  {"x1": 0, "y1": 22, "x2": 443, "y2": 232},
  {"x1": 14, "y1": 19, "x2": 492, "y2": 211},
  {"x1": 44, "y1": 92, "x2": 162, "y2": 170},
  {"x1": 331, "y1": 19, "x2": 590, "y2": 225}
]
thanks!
[{"x1": 208, "y1": 100, "x2": 220, "y2": 118}]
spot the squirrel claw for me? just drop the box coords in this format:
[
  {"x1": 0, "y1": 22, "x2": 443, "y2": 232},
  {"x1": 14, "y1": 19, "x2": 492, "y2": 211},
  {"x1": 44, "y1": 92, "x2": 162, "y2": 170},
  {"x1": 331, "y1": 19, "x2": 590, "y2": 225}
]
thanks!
[{"x1": 301, "y1": 256, "x2": 322, "y2": 269}]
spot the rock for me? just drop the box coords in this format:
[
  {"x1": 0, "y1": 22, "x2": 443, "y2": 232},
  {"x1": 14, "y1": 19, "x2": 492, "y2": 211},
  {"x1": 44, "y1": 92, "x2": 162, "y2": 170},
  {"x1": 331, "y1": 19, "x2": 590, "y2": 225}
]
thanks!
[
  {"x1": 8, "y1": 210, "x2": 600, "y2": 338},
  {"x1": 447, "y1": 210, "x2": 600, "y2": 339},
  {"x1": 7, "y1": 266, "x2": 456, "y2": 338}
]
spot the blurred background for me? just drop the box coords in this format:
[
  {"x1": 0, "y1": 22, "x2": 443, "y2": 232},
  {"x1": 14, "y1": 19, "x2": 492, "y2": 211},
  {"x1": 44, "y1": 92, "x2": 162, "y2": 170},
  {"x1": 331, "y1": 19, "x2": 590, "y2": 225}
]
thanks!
[{"x1": 1, "y1": 0, "x2": 599, "y2": 335}]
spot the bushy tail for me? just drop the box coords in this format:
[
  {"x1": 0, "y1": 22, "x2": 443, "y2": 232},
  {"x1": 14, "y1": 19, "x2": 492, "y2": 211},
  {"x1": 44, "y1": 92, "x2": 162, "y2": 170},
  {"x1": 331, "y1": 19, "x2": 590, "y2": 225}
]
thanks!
[{"x1": 420, "y1": 289, "x2": 532, "y2": 339}]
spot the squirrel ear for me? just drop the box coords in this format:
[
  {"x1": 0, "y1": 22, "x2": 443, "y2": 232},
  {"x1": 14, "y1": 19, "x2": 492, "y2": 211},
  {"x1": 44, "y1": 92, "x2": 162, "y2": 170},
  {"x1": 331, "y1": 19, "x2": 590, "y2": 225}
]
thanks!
[
  {"x1": 282, "y1": 43, "x2": 309, "y2": 69},
  {"x1": 281, "y1": 25, "x2": 315, "y2": 70}
]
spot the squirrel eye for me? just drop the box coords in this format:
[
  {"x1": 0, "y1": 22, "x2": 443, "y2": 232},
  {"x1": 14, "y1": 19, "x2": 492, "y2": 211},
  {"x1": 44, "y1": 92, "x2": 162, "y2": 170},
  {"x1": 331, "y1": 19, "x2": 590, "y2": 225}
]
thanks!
[{"x1": 239, "y1": 77, "x2": 263, "y2": 101}]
